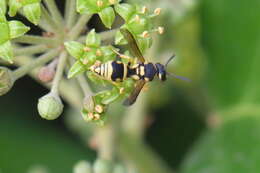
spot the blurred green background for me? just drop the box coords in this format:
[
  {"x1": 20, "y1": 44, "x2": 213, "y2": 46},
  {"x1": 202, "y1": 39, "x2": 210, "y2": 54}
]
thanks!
[{"x1": 1, "y1": 0, "x2": 260, "y2": 172}]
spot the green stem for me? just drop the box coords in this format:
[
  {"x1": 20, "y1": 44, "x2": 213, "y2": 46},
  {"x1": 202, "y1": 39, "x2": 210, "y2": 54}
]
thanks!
[
  {"x1": 97, "y1": 125, "x2": 115, "y2": 161},
  {"x1": 99, "y1": 28, "x2": 118, "y2": 41},
  {"x1": 119, "y1": 134, "x2": 173, "y2": 173},
  {"x1": 69, "y1": 14, "x2": 91, "y2": 40},
  {"x1": 43, "y1": 0, "x2": 64, "y2": 26},
  {"x1": 13, "y1": 49, "x2": 59, "y2": 81},
  {"x1": 51, "y1": 51, "x2": 68, "y2": 94},
  {"x1": 14, "y1": 45, "x2": 49, "y2": 56},
  {"x1": 40, "y1": 5, "x2": 61, "y2": 32},
  {"x1": 13, "y1": 35, "x2": 58, "y2": 45},
  {"x1": 14, "y1": 56, "x2": 82, "y2": 108},
  {"x1": 65, "y1": 0, "x2": 77, "y2": 29}
]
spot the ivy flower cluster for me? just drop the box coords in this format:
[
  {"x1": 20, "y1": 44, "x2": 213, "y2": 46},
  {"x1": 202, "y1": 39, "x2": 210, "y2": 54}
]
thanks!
[{"x1": 0, "y1": 0, "x2": 163, "y2": 125}]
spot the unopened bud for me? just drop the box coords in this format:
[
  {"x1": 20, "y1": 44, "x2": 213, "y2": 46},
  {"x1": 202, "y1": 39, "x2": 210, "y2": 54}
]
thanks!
[
  {"x1": 93, "y1": 159, "x2": 113, "y2": 173},
  {"x1": 119, "y1": 88, "x2": 124, "y2": 94},
  {"x1": 135, "y1": 15, "x2": 140, "y2": 23},
  {"x1": 73, "y1": 160, "x2": 92, "y2": 173},
  {"x1": 38, "y1": 66, "x2": 55, "y2": 83},
  {"x1": 37, "y1": 93, "x2": 64, "y2": 120},
  {"x1": 0, "y1": 67, "x2": 14, "y2": 96},
  {"x1": 83, "y1": 95, "x2": 95, "y2": 112}
]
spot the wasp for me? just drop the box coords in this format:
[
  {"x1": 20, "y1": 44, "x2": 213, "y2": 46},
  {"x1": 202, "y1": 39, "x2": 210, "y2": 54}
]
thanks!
[{"x1": 90, "y1": 29, "x2": 189, "y2": 106}]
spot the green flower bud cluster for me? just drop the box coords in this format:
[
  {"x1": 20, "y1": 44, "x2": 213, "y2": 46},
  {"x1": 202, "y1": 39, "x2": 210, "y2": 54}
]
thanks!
[
  {"x1": 73, "y1": 159, "x2": 126, "y2": 173},
  {"x1": 0, "y1": 11, "x2": 30, "y2": 63},
  {"x1": 77, "y1": 0, "x2": 122, "y2": 28},
  {"x1": 65, "y1": 29, "x2": 117, "y2": 79},
  {"x1": 66, "y1": 3, "x2": 163, "y2": 124},
  {"x1": 0, "y1": 67, "x2": 14, "y2": 96},
  {"x1": 8, "y1": 0, "x2": 42, "y2": 25},
  {"x1": 115, "y1": 4, "x2": 164, "y2": 53}
]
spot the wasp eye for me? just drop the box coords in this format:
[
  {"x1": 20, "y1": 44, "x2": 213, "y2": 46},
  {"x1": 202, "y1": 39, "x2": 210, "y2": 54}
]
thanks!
[{"x1": 155, "y1": 63, "x2": 167, "y2": 81}]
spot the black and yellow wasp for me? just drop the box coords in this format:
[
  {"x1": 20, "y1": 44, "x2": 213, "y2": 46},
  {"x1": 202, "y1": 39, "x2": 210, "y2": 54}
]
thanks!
[{"x1": 90, "y1": 29, "x2": 189, "y2": 106}]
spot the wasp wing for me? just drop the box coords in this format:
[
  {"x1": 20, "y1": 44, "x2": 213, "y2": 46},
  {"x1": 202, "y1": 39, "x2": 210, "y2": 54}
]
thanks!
[
  {"x1": 120, "y1": 28, "x2": 145, "y2": 62},
  {"x1": 123, "y1": 80, "x2": 146, "y2": 106}
]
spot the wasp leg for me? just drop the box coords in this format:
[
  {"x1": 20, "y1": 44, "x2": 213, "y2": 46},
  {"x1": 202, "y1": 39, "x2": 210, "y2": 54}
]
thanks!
[{"x1": 111, "y1": 48, "x2": 136, "y2": 64}]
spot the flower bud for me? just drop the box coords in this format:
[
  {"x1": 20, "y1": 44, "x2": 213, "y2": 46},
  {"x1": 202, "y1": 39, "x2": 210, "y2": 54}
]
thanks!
[
  {"x1": 0, "y1": 67, "x2": 14, "y2": 96},
  {"x1": 37, "y1": 93, "x2": 64, "y2": 120},
  {"x1": 83, "y1": 95, "x2": 95, "y2": 112},
  {"x1": 93, "y1": 159, "x2": 113, "y2": 173},
  {"x1": 73, "y1": 160, "x2": 92, "y2": 173},
  {"x1": 38, "y1": 66, "x2": 55, "y2": 83}
]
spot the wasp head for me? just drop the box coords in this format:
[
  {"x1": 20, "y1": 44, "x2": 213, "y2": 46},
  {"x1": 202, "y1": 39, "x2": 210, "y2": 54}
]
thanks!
[{"x1": 155, "y1": 63, "x2": 167, "y2": 81}]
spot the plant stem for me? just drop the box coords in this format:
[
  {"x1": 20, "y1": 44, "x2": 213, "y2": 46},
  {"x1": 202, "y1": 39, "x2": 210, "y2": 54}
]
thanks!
[
  {"x1": 14, "y1": 56, "x2": 82, "y2": 108},
  {"x1": 13, "y1": 49, "x2": 59, "y2": 81},
  {"x1": 43, "y1": 0, "x2": 64, "y2": 26},
  {"x1": 14, "y1": 45, "x2": 49, "y2": 56},
  {"x1": 40, "y1": 5, "x2": 61, "y2": 33},
  {"x1": 51, "y1": 51, "x2": 68, "y2": 94},
  {"x1": 97, "y1": 125, "x2": 115, "y2": 161},
  {"x1": 13, "y1": 35, "x2": 58, "y2": 45},
  {"x1": 65, "y1": 0, "x2": 77, "y2": 29},
  {"x1": 69, "y1": 14, "x2": 91, "y2": 40},
  {"x1": 119, "y1": 134, "x2": 173, "y2": 173},
  {"x1": 100, "y1": 29, "x2": 118, "y2": 41}
]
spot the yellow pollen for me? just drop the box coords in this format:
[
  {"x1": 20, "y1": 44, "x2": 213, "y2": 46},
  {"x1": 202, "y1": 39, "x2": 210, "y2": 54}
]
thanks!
[
  {"x1": 154, "y1": 8, "x2": 161, "y2": 15},
  {"x1": 88, "y1": 112, "x2": 94, "y2": 120},
  {"x1": 109, "y1": 0, "x2": 116, "y2": 5},
  {"x1": 119, "y1": 88, "x2": 125, "y2": 94},
  {"x1": 141, "y1": 31, "x2": 150, "y2": 38},
  {"x1": 95, "y1": 105, "x2": 103, "y2": 113},
  {"x1": 94, "y1": 113, "x2": 101, "y2": 120},
  {"x1": 96, "y1": 49, "x2": 102, "y2": 56},
  {"x1": 97, "y1": 0, "x2": 103, "y2": 7},
  {"x1": 84, "y1": 46, "x2": 91, "y2": 52},
  {"x1": 158, "y1": 27, "x2": 164, "y2": 34},
  {"x1": 82, "y1": 58, "x2": 88, "y2": 65},
  {"x1": 141, "y1": 6, "x2": 148, "y2": 14}
]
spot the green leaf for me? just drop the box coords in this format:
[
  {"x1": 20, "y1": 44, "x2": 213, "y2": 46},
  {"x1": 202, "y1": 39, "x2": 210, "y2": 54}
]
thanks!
[
  {"x1": 181, "y1": 115, "x2": 260, "y2": 173},
  {"x1": 68, "y1": 61, "x2": 86, "y2": 79},
  {"x1": 23, "y1": 3, "x2": 41, "y2": 25},
  {"x1": 77, "y1": 0, "x2": 100, "y2": 14},
  {"x1": 0, "y1": 41, "x2": 13, "y2": 63},
  {"x1": 86, "y1": 29, "x2": 101, "y2": 47},
  {"x1": 201, "y1": 0, "x2": 260, "y2": 108},
  {"x1": 64, "y1": 41, "x2": 85, "y2": 59},
  {"x1": 8, "y1": 21, "x2": 30, "y2": 39},
  {"x1": 98, "y1": 7, "x2": 115, "y2": 28},
  {"x1": 114, "y1": 3, "x2": 136, "y2": 22},
  {"x1": 8, "y1": 0, "x2": 22, "y2": 17},
  {"x1": 0, "y1": 0, "x2": 6, "y2": 14},
  {"x1": 20, "y1": 0, "x2": 40, "y2": 6},
  {"x1": 0, "y1": 22, "x2": 10, "y2": 45},
  {"x1": 127, "y1": 15, "x2": 151, "y2": 34},
  {"x1": 137, "y1": 37, "x2": 152, "y2": 53}
]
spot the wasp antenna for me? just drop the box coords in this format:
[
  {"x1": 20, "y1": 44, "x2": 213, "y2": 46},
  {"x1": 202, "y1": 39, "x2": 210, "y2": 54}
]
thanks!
[
  {"x1": 165, "y1": 54, "x2": 176, "y2": 67},
  {"x1": 167, "y1": 72, "x2": 191, "y2": 82}
]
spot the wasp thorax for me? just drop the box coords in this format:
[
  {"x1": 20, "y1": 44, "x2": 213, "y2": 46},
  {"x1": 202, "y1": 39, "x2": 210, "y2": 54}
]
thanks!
[{"x1": 155, "y1": 63, "x2": 167, "y2": 81}]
